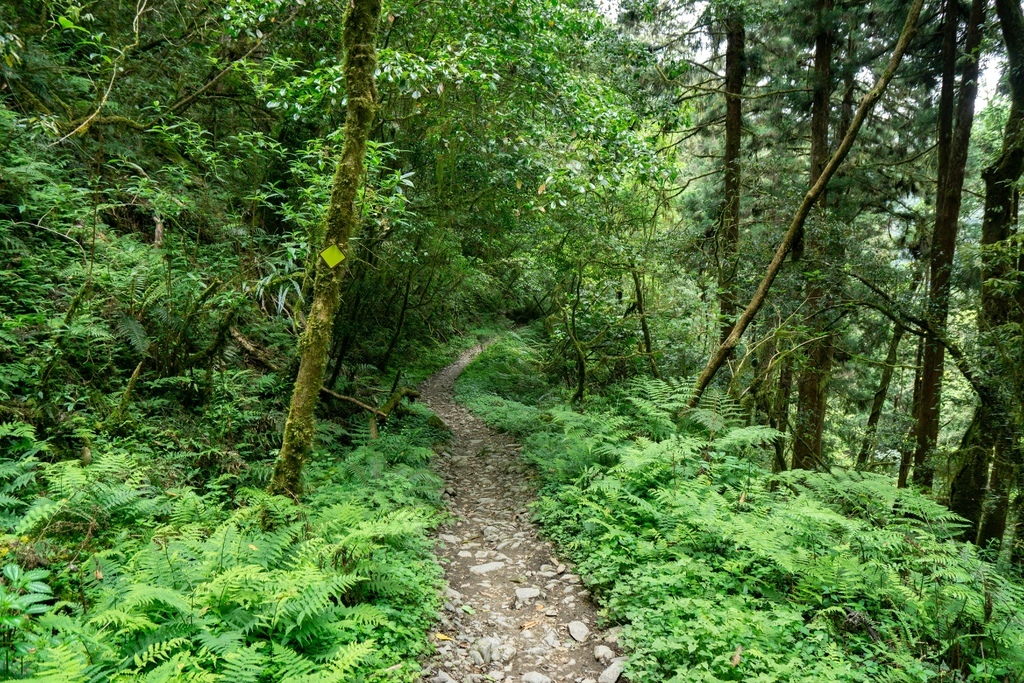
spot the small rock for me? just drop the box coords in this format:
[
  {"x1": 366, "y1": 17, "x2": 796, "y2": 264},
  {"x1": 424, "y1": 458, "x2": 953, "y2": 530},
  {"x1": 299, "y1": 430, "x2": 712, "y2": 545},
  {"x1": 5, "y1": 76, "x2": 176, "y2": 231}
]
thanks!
[
  {"x1": 433, "y1": 673, "x2": 456, "y2": 683},
  {"x1": 556, "y1": 564, "x2": 566, "y2": 574},
  {"x1": 487, "y1": 672, "x2": 505, "y2": 681},
  {"x1": 593, "y1": 645, "x2": 614, "y2": 664},
  {"x1": 470, "y1": 637, "x2": 515, "y2": 665},
  {"x1": 567, "y1": 620, "x2": 590, "y2": 642},
  {"x1": 469, "y1": 562, "x2": 505, "y2": 575},
  {"x1": 542, "y1": 629, "x2": 560, "y2": 648},
  {"x1": 516, "y1": 587, "x2": 540, "y2": 602},
  {"x1": 604, "y1": 626, "x2": 623, "y2": 644},
  {"x1": 598, "y1": 660, "x2": 625, "y2": 683},
  {"x1": 441, "y1": 534, "x2": 461, "y2": 544},
  {"x1": 521, "y1": 673, "x2": 551, "y2": 683}
]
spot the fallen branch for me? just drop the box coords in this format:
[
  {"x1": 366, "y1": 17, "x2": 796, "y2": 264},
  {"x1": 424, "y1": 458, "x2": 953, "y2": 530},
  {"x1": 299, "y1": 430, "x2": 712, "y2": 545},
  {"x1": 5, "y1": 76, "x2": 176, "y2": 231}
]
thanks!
[
  {"x1": 319, "y1": 386, "x2": 385, "y2": 418},
  {"x1": 230, "y1": 327, "x2": 281, "y2": 372},
  {"x1": 379, "y1": 386, "x2": 420, "y2": 418},
  {"x1": 108, "y1": 358, "x2": 146, "y2": 425}
]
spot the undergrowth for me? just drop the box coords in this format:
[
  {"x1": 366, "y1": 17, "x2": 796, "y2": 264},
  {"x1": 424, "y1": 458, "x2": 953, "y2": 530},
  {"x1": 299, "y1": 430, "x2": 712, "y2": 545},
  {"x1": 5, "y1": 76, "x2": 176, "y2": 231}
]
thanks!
[
  {"x1": 0, "y1": 406, "x2": 447, "y2": 682},
  {"x1": 456, "y1": 332, "x2": 1024, "y2": 683},
  {"x1": 0, "y1": 158, "x2": 502, "y2": 680}
]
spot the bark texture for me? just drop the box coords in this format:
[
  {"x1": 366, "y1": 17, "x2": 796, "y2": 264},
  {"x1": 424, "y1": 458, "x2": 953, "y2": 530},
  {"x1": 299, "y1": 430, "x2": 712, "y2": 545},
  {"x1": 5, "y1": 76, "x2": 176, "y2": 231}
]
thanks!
[
  {"x1": 770, "y1": 356, "x2": 794, "y2": 472},
  {"x1": 718, "y1": 10, "x2": 746, "y2": 341},
  {"x1": 898, "y1": 335, "x2": 925, "y2": 488},
  {"x1": 912, "y1": 0, "x2": 985, "y2": 488},
  {"x1": 792, "y1": 0, "x2": 834, "y2": 470},
  {"x1": 270, "y1": 0, "x2": 383, "y2": 497}
]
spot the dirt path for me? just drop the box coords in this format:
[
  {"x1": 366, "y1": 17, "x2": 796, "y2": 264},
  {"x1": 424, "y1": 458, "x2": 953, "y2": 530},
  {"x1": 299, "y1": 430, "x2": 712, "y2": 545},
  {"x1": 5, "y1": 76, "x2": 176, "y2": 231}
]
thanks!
[{"x1": 417, "y1": 346, "x2": 626, "y2": 683}]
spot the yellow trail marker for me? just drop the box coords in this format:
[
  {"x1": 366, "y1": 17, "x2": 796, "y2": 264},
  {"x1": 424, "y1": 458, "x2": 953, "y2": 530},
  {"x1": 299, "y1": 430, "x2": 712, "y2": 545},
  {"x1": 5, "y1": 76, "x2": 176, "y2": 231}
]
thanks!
[{"x1": 319, "y1": 244, "x2": 346, "y2": 268}]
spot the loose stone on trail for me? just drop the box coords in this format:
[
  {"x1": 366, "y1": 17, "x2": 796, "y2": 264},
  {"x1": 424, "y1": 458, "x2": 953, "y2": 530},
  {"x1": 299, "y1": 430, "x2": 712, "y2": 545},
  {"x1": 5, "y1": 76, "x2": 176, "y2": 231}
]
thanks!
[
  {"x1": 418, "y1": 347, "x2": 623, "y2": 683},
  {"x1": 567, "y1": 621, "x2": 590, "y2": 642},
  {"x1": 521, "y1": 673, "x2": 551, "y2": 683},
  {"x1": 593, "y1": 645, "x2": 614, "y2": 664},
  {"x1": 598, "y1": 659, "x2": 626, "y2": 683}
]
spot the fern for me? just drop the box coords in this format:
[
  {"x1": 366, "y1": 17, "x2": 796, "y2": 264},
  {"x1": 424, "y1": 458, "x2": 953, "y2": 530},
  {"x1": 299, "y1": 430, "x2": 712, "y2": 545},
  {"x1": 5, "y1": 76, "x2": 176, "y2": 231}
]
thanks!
[{"x1": 459, "y1": 338, "x2": 1024, "y2": 682}]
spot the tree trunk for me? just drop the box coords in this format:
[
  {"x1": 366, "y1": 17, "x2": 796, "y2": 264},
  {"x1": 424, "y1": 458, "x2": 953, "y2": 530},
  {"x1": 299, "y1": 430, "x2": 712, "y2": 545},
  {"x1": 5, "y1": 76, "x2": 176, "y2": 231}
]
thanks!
[
  {"x1": 950, "y1": 390, "x2": 1010, "y2": 541},
  {"x1": 912, "y1": 0, "x2": 985, "y2": 488},
  {"x1": 791, "y1": 0, "x2": 834, "y2": 470},
  {"x1": 379, "y1": 265, "x2": 416, "y2": 373},
  {"x1": 898, "y1": 334, "x2": 925, "y2": 487},
  {"x1": 770, "y1": 356, "x2": 794, "y2": 472},
  {"x1": 269, "y1": 0, "x2": 383, "y2": 497},
  {"x1": 958, "y1": 0, "x2": 1024, "y2": 546},
  {"x1": 1000, "y1": 490, "x2": 1023, "y2": 568},
  {"x1": 686, "y1": 0, "x2": 924, "y2": 408},
  {"x1": 718, "y1": 9, "x2": 746, "y2": 340},
  {"x1": 631, "y1": 268, "x2": 660, "y2": 377},
  {"x1": 564, "y1": 274, "x2": 587, "y2": 404},
  {"x1": 857, "y1": 323, "x2": 905, "y2": 468}
]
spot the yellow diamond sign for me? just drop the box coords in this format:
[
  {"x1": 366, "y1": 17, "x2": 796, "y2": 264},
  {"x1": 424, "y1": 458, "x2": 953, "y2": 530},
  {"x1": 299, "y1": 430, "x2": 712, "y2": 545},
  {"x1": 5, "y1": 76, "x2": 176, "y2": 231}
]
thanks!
[{"x1": 319, "y1": 244, "x2": 346, "y2": 268}]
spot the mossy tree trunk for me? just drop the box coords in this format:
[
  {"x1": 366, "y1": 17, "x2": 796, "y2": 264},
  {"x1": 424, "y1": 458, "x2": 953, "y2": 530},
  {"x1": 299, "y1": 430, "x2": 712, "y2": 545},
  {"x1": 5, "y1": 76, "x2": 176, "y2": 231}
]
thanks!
[{"x1": 269, "y1": 0, "x2": 383, "y2": 497}]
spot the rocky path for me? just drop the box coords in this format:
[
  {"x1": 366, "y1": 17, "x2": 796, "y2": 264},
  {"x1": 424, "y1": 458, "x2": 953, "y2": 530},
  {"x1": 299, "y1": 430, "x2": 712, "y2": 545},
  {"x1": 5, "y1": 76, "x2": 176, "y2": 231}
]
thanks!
[{"x1": 418, "y1": 346, "x2": 626, "y2": 683}]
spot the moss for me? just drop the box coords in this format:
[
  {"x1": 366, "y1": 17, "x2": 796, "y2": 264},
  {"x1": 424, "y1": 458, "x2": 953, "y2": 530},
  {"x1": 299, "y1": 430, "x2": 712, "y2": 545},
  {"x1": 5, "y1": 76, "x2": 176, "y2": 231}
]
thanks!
[{"x1": 270, "y1": 0, "x2": 383, "y2": 497}]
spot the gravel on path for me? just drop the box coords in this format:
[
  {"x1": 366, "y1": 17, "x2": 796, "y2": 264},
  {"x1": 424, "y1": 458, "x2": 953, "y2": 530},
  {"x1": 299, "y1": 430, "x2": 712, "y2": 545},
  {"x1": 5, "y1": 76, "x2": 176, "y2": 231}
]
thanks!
[{"x1": 418, "y1": 346, "x2": 626, "y2": 683}]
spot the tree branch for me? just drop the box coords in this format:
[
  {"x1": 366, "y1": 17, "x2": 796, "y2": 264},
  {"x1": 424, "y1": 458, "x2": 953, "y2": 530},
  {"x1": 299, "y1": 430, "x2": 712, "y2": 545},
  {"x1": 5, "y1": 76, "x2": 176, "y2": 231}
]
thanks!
[{"x1": 687, "y1": 0, "x2": 926, "y2": 407}]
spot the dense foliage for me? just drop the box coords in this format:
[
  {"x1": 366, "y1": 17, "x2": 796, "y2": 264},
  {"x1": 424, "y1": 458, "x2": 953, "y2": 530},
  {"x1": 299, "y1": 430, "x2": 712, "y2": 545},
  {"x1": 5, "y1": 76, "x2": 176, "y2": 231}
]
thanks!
[
  {"x1": 458, "y1": 332, "x2": 1024, "y2": 682},
  {"x1": 2, "y1": 0, "x2": 1024, "y2": 680},
  {"x1": 0, "y1": 401, "x2": 454, "y2": 680}
]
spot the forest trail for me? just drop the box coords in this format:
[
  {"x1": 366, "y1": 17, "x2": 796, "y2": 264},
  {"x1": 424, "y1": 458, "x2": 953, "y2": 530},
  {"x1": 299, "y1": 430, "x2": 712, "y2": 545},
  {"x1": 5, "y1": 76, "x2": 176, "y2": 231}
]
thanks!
[{"x1": 418, "y1": 346, "x2": 626, "y2": 683}]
